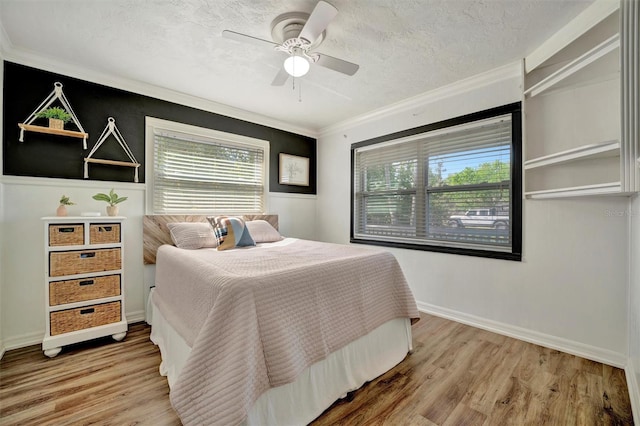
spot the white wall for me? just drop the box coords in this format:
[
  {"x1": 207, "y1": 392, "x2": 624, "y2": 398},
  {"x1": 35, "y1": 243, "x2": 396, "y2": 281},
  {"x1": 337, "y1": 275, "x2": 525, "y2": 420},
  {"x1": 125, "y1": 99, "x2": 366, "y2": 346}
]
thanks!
[
  {"x1": 269, "y1": 193, "x2": 317, "y2": 240},
  {"x1": 0, "y1": 178, "x2": 145, "y2": 349},
  {"x1": 628, "y1": 194, "x2": 640, "y2": 421},
  {"x1": 317, "y1": 64, "x2": 630, "y2": 366}
]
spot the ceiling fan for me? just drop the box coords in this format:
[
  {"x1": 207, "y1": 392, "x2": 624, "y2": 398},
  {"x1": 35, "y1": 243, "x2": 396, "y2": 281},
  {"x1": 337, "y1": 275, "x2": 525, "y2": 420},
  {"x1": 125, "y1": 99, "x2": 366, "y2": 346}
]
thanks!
[{"x1": 222, "y1": 1, "x2": 359, "y2": 86}]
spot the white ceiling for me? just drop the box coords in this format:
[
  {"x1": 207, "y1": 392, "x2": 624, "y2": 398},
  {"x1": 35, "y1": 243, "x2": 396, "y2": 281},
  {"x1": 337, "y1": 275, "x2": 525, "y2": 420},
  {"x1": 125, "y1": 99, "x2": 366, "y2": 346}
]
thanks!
[{"x1": 0, "y1": 0, "x2": 595, "y2": 134}]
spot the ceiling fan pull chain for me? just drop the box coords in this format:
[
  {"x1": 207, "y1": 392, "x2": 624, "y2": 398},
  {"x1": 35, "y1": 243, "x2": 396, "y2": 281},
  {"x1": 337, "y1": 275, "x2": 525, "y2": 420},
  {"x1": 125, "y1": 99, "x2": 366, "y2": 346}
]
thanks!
[{"x1": 290, "y1": 76, "x2": 303, "y2": 102}]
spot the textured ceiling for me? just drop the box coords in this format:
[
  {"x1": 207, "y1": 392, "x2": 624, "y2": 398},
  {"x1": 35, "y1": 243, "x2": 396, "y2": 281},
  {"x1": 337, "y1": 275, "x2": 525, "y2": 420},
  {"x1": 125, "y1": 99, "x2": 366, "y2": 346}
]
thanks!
[{"x1": 0, "y1": 0, "x2": 595, "y2": 133}]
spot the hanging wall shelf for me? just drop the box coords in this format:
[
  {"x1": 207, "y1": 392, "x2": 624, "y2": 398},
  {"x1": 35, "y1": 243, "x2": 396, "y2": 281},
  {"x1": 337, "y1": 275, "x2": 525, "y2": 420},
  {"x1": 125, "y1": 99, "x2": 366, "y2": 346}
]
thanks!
[
  {"x1": 84, "y1": 117, "x2": 140, "y2": 183},
  {"x1": 17, "y1": 124, "x2": 88, "y2": 140},
  {"x1": 18, "y1": 82, "x2": 89, "y2": 148}
]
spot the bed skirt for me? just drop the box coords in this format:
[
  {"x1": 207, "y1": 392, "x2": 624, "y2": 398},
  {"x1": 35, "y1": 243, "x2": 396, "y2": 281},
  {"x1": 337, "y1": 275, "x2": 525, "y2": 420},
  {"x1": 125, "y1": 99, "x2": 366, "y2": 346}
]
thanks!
[{"x1": 148, "y1": 289, "x2": 413, "y2": 425}]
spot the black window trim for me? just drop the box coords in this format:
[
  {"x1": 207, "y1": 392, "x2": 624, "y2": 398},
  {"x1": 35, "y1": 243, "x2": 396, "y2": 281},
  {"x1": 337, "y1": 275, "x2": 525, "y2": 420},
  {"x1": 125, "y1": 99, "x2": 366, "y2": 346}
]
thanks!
[{"x1": 350, "y1": 102, "x2": 522, "y2": 261}]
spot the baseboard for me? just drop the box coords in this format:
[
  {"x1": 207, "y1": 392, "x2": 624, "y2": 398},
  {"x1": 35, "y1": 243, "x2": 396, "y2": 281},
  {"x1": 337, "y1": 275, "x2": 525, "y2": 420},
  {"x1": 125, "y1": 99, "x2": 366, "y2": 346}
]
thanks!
[
  {"x1": 417, "y1": 301, "x2": 627, "y2": 368},
  {"x1": 626, "y1": 362, "x2": 640, "y2": 425},
  {"x1": 3, "y1": 330, "x2": 42, "y2": 352},
  {"x1": 126, "y1": 310, "x2": 146, "y2": 324},
  {"x1": 0, "y1": 343, "x2": 5, "y2": 360}
]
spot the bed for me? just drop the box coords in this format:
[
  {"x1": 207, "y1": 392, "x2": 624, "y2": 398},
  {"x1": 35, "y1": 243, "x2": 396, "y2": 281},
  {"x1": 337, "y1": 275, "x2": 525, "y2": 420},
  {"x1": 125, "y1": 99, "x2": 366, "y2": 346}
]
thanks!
[{"x1": 144, "y1": 215, "x2": 420, "y2": 425}]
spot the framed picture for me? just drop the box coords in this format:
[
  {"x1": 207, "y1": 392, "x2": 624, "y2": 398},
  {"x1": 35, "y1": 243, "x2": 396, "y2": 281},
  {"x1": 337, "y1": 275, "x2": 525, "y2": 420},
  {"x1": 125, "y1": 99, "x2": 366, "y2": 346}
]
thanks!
[{"x1": 279, "y1": 153, "x2": 309, "y2": 186}]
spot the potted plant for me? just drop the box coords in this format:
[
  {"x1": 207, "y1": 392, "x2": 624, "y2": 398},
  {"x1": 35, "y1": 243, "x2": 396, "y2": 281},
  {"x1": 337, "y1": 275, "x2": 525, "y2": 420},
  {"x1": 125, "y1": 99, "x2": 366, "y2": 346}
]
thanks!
[
  {"x1": 57, "y1": 195, "x2": 75, "y2": 217},
  {"x1": 36, "y1": 106, "x2": 72, "y2": 130},
  {"x1": 92, "y1": 189, "x2": 127, "y2": 216}
]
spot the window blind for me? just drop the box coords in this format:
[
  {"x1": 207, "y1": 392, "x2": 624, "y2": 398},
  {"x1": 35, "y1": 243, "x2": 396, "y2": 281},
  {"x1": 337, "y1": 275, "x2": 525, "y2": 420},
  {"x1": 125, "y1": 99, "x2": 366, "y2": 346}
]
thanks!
[
  {"x1": 353, "y1": 112, "x2": 517, "y2": 256},
  {"x1": 153, "y1": 130, "x2": 265, "y2": 214}
]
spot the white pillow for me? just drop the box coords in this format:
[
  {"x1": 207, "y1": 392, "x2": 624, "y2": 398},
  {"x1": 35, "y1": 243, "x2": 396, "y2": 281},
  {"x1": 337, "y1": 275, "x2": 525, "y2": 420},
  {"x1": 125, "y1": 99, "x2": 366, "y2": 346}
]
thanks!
[
  {"x1": 167, "y1": 222, "x2": 217, "y2": 249},
  {"x1": 245, "y1": 220, "x2": 283, "y2": 243}
]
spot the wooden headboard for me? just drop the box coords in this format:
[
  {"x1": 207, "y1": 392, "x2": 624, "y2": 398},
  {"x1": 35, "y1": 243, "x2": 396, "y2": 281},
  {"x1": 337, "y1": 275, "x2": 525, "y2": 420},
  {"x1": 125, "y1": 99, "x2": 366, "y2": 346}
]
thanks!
[{"x1": 143, "y1": 214, "x2": 279, "y2": 264}]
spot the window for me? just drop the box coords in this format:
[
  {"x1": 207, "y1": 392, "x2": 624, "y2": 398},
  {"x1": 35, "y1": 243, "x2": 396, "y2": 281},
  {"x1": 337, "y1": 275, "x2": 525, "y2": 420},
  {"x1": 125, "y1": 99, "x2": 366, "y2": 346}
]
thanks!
[
  {"x1": 146, "y1": 118, "x2": 269, "y2": 214},
  {"x1": 351, "y1": 103, "x2": 522, "y2": 260}
]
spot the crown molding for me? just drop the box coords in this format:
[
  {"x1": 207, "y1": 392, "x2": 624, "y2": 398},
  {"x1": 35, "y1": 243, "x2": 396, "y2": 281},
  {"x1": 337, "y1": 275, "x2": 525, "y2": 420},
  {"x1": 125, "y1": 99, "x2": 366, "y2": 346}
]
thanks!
[
  {"x1": 0, "y1": 46, "x2": 318, "y2": 139},
  {"x1": 318, "y1": 61, "x2": 522, "y2": 139}
]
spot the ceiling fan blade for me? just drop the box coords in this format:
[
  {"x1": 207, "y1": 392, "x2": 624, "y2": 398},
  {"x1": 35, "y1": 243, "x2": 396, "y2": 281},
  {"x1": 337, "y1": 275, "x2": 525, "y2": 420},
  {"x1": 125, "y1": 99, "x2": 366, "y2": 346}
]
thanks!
[
  {"x1": 315, "y1": 53, "x2": 359, "y2": 76},
  {"x1": 299, "y1": 1, "x2": 338, "y2": 45},
  {"x1": 222, "y1": 30, "x2": 279, "y2": 49},
  {"x1": 271, "y1": 68, "x2": 290, "y2": 86}
]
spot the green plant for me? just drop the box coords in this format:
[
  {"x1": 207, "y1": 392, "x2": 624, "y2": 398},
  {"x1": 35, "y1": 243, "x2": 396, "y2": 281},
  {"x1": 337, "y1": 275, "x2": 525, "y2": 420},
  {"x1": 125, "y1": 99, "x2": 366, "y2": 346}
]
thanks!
[
  {"x1": 36, "y1": 106, "x2": 72, "y2": 123},
  {"x1": 59, "y1": 195, "x2": 75, "y2": 206},
  {"x1": 92, "y1": 189, "x2": 127, "y2": 206}
]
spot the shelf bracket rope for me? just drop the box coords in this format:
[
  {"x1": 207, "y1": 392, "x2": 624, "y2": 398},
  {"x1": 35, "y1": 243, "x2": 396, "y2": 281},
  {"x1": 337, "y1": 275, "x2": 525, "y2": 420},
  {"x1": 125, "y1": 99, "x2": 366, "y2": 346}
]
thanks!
[
  {"x1": 19, "y1": 82, "x2": 89, "y2": 148},
  {"x1": 84, "y1": 117, "x2": 140, "y2": 183}
]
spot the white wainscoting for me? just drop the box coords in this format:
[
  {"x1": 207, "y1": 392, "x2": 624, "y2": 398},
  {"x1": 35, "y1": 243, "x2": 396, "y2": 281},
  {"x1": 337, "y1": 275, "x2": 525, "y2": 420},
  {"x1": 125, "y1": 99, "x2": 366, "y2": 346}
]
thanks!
[{"x1": 0, "y1": 176, "x2": 146, "y2": 352}]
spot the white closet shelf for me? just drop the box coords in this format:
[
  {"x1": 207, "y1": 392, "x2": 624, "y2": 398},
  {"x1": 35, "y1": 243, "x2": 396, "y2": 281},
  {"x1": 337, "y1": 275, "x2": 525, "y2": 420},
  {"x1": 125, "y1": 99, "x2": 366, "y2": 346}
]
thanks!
[
  {"x1": 524, "y1": 33, "x2": 620, "y2": 98},
  {"x1": 525, "y1": 182, "x2": 621, "y2": 199},
  {"x1": 18, "y1": 123, "x2": 88, "y2": 140},
  {"x1": 524, "y1": 140, "x2": 620, "y2": 170}
]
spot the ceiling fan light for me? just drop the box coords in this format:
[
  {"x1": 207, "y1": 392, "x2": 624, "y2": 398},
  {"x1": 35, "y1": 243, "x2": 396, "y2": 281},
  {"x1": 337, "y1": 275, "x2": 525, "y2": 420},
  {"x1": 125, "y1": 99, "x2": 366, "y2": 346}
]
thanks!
[{"x1": 284, "y1": 54, "x2": 310, "y2": 77}]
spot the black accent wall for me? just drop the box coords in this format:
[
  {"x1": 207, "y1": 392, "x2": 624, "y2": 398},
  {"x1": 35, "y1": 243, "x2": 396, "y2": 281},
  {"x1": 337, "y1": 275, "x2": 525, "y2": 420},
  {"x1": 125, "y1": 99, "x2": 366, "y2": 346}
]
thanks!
[{"x1": 2, "y1": 62, "x2": 316, "y2": 194}]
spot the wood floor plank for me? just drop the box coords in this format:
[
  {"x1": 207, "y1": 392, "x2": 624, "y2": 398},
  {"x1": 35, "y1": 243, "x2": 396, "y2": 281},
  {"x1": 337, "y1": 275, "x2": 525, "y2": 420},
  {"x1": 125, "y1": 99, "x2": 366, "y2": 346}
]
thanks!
[
  {"x1": 421, "y1": 338, "x2": 484, "y2": 424},
  {"x1": 561, "y1": 370, "x2": 606, "y2": 426},
  {"x1": 441, "y1": 403, "x2": 488, "y2": 426},
  {"x1": 463, "y1": 338, "x2": 527, "y2": 415},
  {"x1": 0, "y1": 323, "x2": 180, "y2": 426},
  {"x1": 0, "y1": 315, "x2": 634, "y2": 425},
  {"x1": 603, "y1": 364, "x2": 635, "y2": 425}
]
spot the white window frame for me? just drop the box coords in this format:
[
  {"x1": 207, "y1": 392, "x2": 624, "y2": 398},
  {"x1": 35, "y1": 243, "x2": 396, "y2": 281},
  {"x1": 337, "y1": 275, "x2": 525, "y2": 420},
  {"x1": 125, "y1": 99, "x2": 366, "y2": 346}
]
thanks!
[{"x1": 145, "y1": 117, "x2": 269, "y2": 215}]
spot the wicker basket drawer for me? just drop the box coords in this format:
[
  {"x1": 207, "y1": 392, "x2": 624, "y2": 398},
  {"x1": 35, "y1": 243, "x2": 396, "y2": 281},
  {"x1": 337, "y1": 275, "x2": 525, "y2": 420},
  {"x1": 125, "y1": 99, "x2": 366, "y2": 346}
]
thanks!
[
  {"x1": 49, "y1": 275, "x2": 121, "y2": 306},
  {"x1": 50, "y1": 301, "x2": 121, "y2": 335},
  {"x1": 49, "y1": 224, "x2": 84, "y2": 246},
  {"x1": 50, "y1": 248, "x2": 121, "y2": 277},
  {"x1": 89, "y1": 224, "x2": 121, "y2": 244}
]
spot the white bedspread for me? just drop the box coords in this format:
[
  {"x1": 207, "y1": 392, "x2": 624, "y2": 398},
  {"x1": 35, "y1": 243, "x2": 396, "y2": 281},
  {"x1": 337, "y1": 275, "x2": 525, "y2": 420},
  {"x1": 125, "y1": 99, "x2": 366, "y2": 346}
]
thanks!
[{"x1": 153, "y1": 238, "x2": 419, "y2": 426}]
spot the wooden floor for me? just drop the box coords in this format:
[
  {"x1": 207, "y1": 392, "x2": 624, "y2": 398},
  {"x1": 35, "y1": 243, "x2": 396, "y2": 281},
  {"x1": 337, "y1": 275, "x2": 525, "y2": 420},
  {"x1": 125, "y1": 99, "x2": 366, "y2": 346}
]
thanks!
[{"x1": 0, "y1": 314, "x2": 634, "y2": 425}]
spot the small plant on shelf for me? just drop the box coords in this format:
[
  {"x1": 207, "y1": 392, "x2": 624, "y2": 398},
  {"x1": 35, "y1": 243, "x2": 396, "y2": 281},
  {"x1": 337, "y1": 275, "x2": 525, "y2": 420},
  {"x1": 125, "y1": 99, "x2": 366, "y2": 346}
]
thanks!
[
  {"x1": 59, "y1": 195, "x2": 75, "y2": 206},
  {"x1": 36, "y1": 107, "x2": 72, "y2": 130},
  {"x1": 57, "y1": 194, "x2": 75, "y2": 217},
  {"x1": 93, "y1": 189, "x2": 127, "y2": 216}
]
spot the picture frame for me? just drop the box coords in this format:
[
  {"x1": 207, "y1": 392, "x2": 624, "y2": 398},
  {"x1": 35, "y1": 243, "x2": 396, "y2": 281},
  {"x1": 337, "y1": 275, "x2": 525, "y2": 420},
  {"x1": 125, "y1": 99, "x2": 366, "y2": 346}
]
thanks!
[{"x1": 279, "y1": 153, "x2": 309, "y2": 186}]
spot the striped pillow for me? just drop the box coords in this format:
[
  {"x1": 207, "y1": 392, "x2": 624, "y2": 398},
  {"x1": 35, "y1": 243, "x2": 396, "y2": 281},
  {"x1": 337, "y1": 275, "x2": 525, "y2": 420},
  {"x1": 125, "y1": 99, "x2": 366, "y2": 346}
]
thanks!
[{"x1": 208, "y1": 216, "x2": 256, "y2": 251}]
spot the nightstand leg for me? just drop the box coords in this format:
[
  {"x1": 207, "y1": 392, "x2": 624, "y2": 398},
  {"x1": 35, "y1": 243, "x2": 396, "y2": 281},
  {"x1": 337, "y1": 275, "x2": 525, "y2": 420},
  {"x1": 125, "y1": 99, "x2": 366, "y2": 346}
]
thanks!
[
  {"x1": 44, "y1": 347, "x2": 62, "y2": 358},
  {"x1": 112, "y1": 332, "x2": 127, "y2": 342}
]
